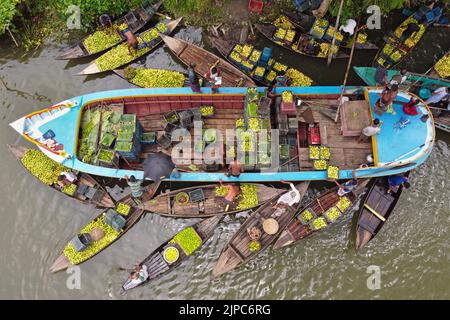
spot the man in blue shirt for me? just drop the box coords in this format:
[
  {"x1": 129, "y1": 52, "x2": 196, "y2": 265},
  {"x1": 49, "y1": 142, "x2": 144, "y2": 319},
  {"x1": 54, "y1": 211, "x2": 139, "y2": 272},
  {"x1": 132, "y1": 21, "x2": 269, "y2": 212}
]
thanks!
[{"x1": 387, "y1": 174, "x2": 410, "y2": 194}]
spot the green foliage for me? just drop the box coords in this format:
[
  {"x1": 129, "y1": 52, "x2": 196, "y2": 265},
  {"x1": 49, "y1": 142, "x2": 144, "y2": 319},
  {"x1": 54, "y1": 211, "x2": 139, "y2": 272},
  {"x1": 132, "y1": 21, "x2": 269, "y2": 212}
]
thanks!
[
  {"x1": 53, "y1": 0, "x2": 143, "y2": 28},
  {"x1": 0, "y1": 0, "x2": 21, "y2": 35},
  {"x1": 329, "y1": 0, "x2": 412, "y2": 21},
  {"x1": 163, "y1": 0, "x2": 223, "y2": 26}
]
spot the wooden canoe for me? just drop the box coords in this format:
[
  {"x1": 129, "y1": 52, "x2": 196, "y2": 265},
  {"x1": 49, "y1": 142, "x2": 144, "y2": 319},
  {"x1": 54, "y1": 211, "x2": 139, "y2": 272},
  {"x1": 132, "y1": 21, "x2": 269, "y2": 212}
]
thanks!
[
  {"x1": 113, "y1": 67, "x2": 190, "y2": 87},
  {"x1": 122, "y1": 214, "x2": 223, "y2": 292},
  {"x1": 8, "y1": 144, "x2": 115, "y2": 208},
  {"x1": 212, "y1": 182, "x2": 310, "y2": 277},
  {"x1": 159, "y1": 34, "x2": 256, "y2": 87},
  {"x1": 209, "y1": 36, "x2": 315, "y2": 86},
  {"x1": 255, "y1": 23, "x2": 350, "y2": 59},
  {"x1": 56, "y1": 1, "x2": 163, "y2": 60},
  {"x1": 78, "y1": 17, "x2": 183, "y2": 75},
  {"x1": 49, "y1": 181, "x2": 161, "y2": 273},
  {"x1": 141, "y1": 184, "x2": 284, "y2": 218},
  {"x1": 283, "y1": 12, "x2": 378, "y2": 50},
  {"x1": 273, "y1": 179, "x2": 370, "y2": 250},
  {"x1": 355, "y1": 173, "x2": 410, "y2": 249}
]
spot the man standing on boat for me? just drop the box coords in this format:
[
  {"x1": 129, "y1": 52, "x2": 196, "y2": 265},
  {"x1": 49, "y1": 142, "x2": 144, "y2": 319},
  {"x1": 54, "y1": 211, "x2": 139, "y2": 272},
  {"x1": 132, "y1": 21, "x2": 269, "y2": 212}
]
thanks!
[
  {"x1": 205, "y1": 66, "x2": 221, "y2": 93},
  {"x1": 124, "y1": 175, "x2": 144, "y2": 199},
  {"x1": 187, "y1": 63, "x2": 201, "y2": 93}
]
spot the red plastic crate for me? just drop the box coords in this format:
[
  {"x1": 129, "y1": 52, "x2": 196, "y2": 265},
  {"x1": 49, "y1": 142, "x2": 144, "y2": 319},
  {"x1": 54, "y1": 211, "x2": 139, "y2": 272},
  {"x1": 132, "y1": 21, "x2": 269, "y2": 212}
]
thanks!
[{"x1": 248, "y1": 0, "x2": 264, "y2": 13}]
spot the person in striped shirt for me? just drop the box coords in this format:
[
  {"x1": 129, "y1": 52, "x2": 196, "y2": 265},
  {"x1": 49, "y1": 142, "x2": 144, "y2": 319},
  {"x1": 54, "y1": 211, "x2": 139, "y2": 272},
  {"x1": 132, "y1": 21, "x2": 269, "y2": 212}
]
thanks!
[{"x1": 124, "y1": 175, "x2": 144, "y2": 198}]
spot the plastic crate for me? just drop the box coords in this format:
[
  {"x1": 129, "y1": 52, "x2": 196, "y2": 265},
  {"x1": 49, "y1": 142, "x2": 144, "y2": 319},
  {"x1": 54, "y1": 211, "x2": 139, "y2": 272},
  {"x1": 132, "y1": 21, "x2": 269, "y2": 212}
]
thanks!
[
  {"x1": 164, "y1": 111, "x2": 179, "y2": 124},
  {"x1": 248, "y1": 0, "x2": 264, "y2": 13},
  {"x1": 260, "y1": 47, "x2": 272, "y2": 63},
  {"x1": 120, "y1": 114, "x2": 136, "y2": 125},
  {"x1": 140, "y1": 132, "x2": 156, "y2": 145}
]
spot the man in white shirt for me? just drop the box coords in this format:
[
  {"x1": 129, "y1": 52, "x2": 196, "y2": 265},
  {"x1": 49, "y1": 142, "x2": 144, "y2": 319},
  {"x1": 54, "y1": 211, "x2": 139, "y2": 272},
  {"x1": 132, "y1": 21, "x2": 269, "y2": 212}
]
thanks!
[
  {"x1": 357, "y1": 118, "x2": 382, "y2": 143},
  {"x1": 128, "y1": 264, "x2": 149, "y2": 287},
  {"x1": 57, "y1": 171, "x2": 78, "y2": 188},
  {"x1": 339, "y1": 19, "x2": 357, "y2": 42},
  {"x1": 425, "y1": 87, "x2": 449, "y2": 105},
  {"x1": 276, "y1": 181, "x2": 301, "y2": 207}
]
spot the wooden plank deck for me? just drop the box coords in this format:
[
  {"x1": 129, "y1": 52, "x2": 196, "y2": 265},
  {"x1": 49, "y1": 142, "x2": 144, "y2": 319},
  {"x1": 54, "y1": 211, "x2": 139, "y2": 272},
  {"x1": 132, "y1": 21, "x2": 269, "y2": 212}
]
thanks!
[{"x1": 297, "y1": 101, "x2": 373, "y2": 170}]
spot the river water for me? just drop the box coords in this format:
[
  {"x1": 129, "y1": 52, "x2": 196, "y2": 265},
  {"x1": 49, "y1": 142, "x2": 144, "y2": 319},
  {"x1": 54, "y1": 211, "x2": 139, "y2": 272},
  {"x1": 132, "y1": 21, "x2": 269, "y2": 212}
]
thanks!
[{"x1": 0, "y1": 14, "x2": 449, "y2": 299}]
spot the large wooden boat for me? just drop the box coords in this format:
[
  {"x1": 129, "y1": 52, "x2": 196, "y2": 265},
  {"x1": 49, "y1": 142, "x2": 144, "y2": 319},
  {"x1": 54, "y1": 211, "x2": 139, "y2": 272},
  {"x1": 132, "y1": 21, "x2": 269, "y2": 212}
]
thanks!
[
  {"x1": 160, "y1": 34, "x2": 255, "y2": 87},
  {"x1": 122, "y1": 214, "x2": 222, "y2": 292},
  {"x1": 212, "y1": 182, "x2": 310, "y2": 277},
  {"x1": 354, "y1": 66, "x2": 450, "y2": 133},
  {"x1": 8, "y1": 144, "x2": 114, "y2": 208},
  {"x1": 49, "y1": 181, "x2": 160, "y2": 273},
  {"x1": 373, "y1": 5, "x2": 443, "y2": 69},
  {"x1": 56, "y1": 1, "x2": 163, "y2": 60},
  {"x1": 78, "y1": 17, "x2": 183, "y2": 75},
  {"x1": 10, "y1": 86, "x2": 434, "y2": 182},
  {"x1": 273, "y1": 180, "x2": 370, "y2": 250},
  {"x1": 141, "y1": 183, "x2": 284, "y2": 218},
  {"x1": 209, "y1": 36, "x2": 315, "y2": 87},
  {"x1": 255, "y1": 23, "x2": 349, "y2": 59},
  {"x1": 282, "y1": 12, "x2": 378, "y2": 50},
  {"x1": 355, "y1": 172, "x2": 410, "y2": 249}
]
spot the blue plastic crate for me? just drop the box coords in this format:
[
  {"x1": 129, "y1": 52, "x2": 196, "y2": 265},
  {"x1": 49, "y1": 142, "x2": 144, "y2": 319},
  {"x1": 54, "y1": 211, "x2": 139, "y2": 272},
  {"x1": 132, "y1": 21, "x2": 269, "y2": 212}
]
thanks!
[{"x1": 260, "y1": 47, "x2": 272, "y2": 63}]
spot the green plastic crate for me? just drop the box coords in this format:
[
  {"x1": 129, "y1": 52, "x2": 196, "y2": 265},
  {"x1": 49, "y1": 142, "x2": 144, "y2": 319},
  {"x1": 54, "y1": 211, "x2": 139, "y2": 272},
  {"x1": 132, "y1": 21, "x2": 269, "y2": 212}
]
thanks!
[
  {"x1": 120, "y1": 114, "x2": 136, "y2": 124},
  {"x1": 115, "y1": 141, "x2": 133, "y2": 152},
  {"x1": 100, "y1": 133, "x2": 115, "y2": 147},
  {"x1": 117, "y1": 130, "x2": 134, "y2": 141}
]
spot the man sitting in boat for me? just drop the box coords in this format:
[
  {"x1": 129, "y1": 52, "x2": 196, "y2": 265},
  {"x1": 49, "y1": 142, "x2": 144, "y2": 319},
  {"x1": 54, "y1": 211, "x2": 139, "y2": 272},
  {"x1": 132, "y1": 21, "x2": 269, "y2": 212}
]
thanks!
[
  {"x1": 387, "y1": 174, "x2": 410, "y2": 194},
  {"x1": 390, "y1": 68, "x2": 408, "y2": 86},
  {"x1": 218, "y1": 180, "x2": 241, "y2": 208},
  {"x1": 99, "y1": 14, "x2": 115, "y2": 35},
  {"x1": 333, "y1": 171, "x2": 358, "y2": 197},
  {"x1": 187, "y1": 63, "x2": 201, "y2": 93},
  {"x1": 127, "y1": 265, "x2": 149, "y2": 287},
  {"x1": 275, "y1": 70, "x2": 291, "y2": 87},
  {"x1": 402, "y1": 97, "x2": 420, "y2": 116},
  {"x1": 298, "y1": 36, "x2": 320, "y2": 56},
  {"x1": 57, "y1": 171, "x2": 77, "y2": 188},
  {"x1": 225, "y1": 158, "x2": 244, "y2": 178},
  {"x1": 339, "y1": 19, "x2": 357, "y2": 43}
]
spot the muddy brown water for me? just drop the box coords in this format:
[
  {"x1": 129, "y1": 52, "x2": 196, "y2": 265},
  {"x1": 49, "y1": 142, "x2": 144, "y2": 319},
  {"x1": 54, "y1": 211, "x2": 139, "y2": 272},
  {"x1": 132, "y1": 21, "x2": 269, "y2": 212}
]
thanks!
[{"x1": 0, "y1": 15, "x2": 449, "y2": 299}]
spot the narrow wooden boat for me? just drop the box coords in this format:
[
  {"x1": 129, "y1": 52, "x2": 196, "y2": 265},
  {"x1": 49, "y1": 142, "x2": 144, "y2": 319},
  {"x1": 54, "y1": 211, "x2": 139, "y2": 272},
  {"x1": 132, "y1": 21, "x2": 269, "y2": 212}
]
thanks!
[
  {"x1": 160, "y1": 34, "x2": 255, "y2": 87},
  {"x1": 49, "y1": 181, "x2": 161, "y2": 273},
  {"x1": 273, "y1": 179, "x2": 370, "y2": 250},
  {"x1": 113, "y1": 67, "x2": 190, "y2": 88},
  {"x1": 255, "y1": 23, "x2": 349, "y2": 59},
  {"x1": 212, "y1": 182, "x2": 310, "y2": 277},
  {"x1": 209, "y1": 36, "x2": 315, "y2": 87},
  {"x1": 282, "y1": 12, "x2": 378, "y2": 50},
  {"x1": 56, "y1": 1, "x2": 163, "y2": 60},
  {"x1": 373, "y1": 5, "x2": 443, "y2": 69},
  {"x1": 122, "y1": 214, "x2": 222, "y2": 292},
  {"x1": 10, "y1": 86, "x2": 435, "y2": 182},
  {"x1": 142, "y1": 183, "x2": 284, "y2": 218},
  {"x1": 355, "y1": 172, "x2": 410, "y2": 249},
  {"x1": 78, "y1": 17, "x2": 183, "y2": 75},
  {"x1": 429, "y1": 51, "x2": 450, "y2": 80},
  {"x1": 8, "y1": 144, "x2": 115, "y2": 208}
]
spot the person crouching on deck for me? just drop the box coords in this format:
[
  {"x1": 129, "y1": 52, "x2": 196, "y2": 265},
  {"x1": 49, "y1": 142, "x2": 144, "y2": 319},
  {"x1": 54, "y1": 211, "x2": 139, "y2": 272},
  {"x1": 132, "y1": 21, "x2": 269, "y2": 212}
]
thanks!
[
  {"x1": 122, "y1": 29, "x2": 147, "y2": 55},
  {"x1": 387, "y1": 174, "x2": 410, "y2": 194},
  {"x1": 218, "y1": 180, "x2": 241, "y2": 210},
  {"x1": 57, "y1": 171, "x2": 77, "y2": 188},
  {"x1": 356, "y1": 118, "x2": 382, "y2": 143},
  {"x1": 99, "y1": 14, "x2": 115, "y2": 35},
  {"x1": 225, "y1": 157, "x2": 244, "y2": 178},
  {"x1": 333, "y1": 171, "x2": 359, "y2": 197},
  {"x1": 272, "y1": 181, "x2": 301, "y2": 216}
]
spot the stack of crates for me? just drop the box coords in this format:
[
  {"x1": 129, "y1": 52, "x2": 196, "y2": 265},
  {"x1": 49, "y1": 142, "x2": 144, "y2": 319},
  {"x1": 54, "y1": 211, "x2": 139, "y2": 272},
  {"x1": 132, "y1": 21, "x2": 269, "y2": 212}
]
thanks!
[
  {"x1": 104, "y1": 209, "x2": 126, "y2": 232},
  {"x1": 115, "y1": 114, "x2": 142, "y2": 161}
]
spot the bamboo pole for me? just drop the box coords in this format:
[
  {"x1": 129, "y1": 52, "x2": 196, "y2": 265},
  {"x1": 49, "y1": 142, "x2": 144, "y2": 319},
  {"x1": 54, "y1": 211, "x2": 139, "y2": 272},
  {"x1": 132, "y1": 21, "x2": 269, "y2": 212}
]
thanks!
[
  {"x1": 327, "y1": 0, "x2": 345, "y2": 66},
  {"x1": 334, "y1": 20, "x2": 360, "y2": 123},
  {"x1": 6, "y1": 25, "x2": 19, "y2": 47}
]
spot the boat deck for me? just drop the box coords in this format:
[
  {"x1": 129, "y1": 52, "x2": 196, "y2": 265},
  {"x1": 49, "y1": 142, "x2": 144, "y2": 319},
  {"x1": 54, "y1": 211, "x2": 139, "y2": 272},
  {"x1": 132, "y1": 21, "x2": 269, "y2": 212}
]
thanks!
[{"x1": 296, "y1": 101, "x2": 372, "y2": 170}]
